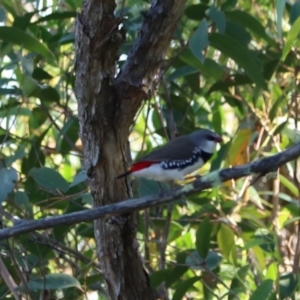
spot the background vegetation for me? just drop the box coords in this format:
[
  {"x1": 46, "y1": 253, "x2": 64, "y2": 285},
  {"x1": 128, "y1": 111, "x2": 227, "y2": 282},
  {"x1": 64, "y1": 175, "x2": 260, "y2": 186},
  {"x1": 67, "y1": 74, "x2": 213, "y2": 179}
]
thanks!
[{"x1": 0, "y1": 0, "x2": 300, "y2": 299}]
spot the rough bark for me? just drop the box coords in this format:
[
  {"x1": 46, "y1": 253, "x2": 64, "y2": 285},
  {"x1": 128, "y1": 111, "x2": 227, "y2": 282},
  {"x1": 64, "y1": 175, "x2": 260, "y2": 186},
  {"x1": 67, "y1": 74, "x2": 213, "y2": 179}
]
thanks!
[{"x1": 75, "y1": 0, "x2": 187, "y2": 299}]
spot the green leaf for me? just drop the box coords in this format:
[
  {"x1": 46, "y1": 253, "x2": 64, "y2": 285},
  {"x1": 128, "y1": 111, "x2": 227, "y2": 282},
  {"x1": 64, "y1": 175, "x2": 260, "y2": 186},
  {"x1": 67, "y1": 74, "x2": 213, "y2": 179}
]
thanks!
[
  {"x1": 27, "y1": 273, "x2": 81, "y2": 290},
  {"x1": 269, "y1": 96, "x2": 286, "y2": 121},
  {"x1": 172, "y1": 276, "x2": 200, "y2": 300},
  {"x1": 180, "y1": 49, "x2": 224, "y2": 80},
  {"x1": 138, "y1": 178, "x2": 167, "y2": 196},
  {"x1": 282, "y1": 216, "x2": 300, "y2": 227},
  {"x1": 282, "y1": 127, "x2": 300, "y2": 143},
  {"x1": 29, "y1": 107, "x2": 48, "y2": 130},
  {"x1": 13, "y1": 12, "x2": 34, "y2": 30},
  {"x1": 249, "y1": 279, "x2": 273, "y2": 300},
  {"x1": 209, "y1": 33, "x2": 267, "y2": 89},
  {"x1": 254, "y1": 229, "x2": 275, "y2": 253},
  {"x1": 21, "y1": 134, "x2": 46, "y2": 174},
  {"x1": 32, "y1": 68, "x2": 53, "y2": 80},
  {"x1": 56, "y1": 117, "x2": 79, "y2": 152},
  {"x1": 29, "y1": 167, "x2": 69, "y2": 194},
  {"x1": 14, "y1": 191, "x2": 29, "y2": 206},
  {"x1": 225, "y1": 20, "x2": 251, "y2": 47},
  {"x1": 265, "y1": 262, "x2": 278, "y2": 281},
  {"x1": 217, "y1": 224, "x2": 237, "y2": 264},
  {"x1": 39, "y1": 86, "x2": 60, "y2": 103},
  {"x1": 279, "y1": 272, "x2": 297, "y2": 298},
  {"x1": 22, "y1": 76, "x2": 40, "y2": 97},
  {"x1": 186, "y1": 250, "x2": 221, "y2": 271},
  {"x1": 185, "y1": 4, "x2": 209, "y2": 21},
  {"x1": 207, "y1": 5, "x2": 226, "y2": 34},
  {"x1": 35, "y1": 11, "x2": 76, "y2": 23},
  {"x1": 81, "y1": 193, "x2": 92, "y2": 205},
  {"x1": 76, "y1": 224, "x2": 94, "y2": 238},
  {"x1": 150, "y1": 269, "x2": 170, "y2": 288},
  {"x1": 273, "y1": 121, "x2": 287, "y2": 135},
  {"x1": 226, "y1": 10, "x2": 275, "y2": 44},
  {"x1": 205, "y1": 250, "x2": 222, "y2": 270},
  {"x1": 290, "y1": 2, "x2": 300, "y2": 24},
  {"x1": 164, "y1": 252, "x2": 189, "y2": 287},
  {"x1": 221, "y1": 0, "x2": 237, "y2": 10},
  {"x1": 0, "y1": 27, "x2": 54, "y2": 60},
  {"x1": 229, "y1": 265, "x2": 250, "y2": 300},
  {"x1": 168, "y1": 66, "x2": 199, "y2": 81},
  {"x1": 279, "y1": 174, "x2": 299, "y2": 196},
  {"x1": 20, "y1": 55, "x2": 34, "y2": 75},
  {"x1": 0, "y1": 7, "x2": 6, "y2": 22},
  {"x1": 0, "y1": 167, "x2": 18, "y2": 203},
  {"x1": 282, "y1": 16, "x2": 300, "y2": 61},
  {"x1": 276, "y1": 0, "x2": 285, "y2": 39},
  {"x1": 70, "y1": 170, "x2": 87, "y2": 187},
  {"x1": 189, "y1": 19, "x2": 208, "y2": 63},
  {"x1": 196, "y1": 217, "x2": 213, "y2": 258}
]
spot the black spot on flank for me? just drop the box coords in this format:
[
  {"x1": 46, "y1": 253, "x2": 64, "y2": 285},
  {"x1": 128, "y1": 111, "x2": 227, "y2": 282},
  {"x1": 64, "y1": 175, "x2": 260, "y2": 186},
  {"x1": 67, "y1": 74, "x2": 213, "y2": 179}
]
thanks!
[
  {"x1": 159, "y1": 149, "x2": 213, "y2": 170},
  {"x1": 201, "y1": 150, "x2": 213, "y2": 163}
]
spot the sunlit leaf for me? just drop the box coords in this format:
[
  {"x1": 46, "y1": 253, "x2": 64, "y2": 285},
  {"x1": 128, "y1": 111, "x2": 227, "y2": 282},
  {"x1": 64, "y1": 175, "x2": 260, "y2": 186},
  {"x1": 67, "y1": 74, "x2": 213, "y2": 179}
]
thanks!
[
  {"x1": 226, "y1": 128, "x2": 252, "y2": 166},
  {"x1": 249, "y1": 279, "x2": 273, "y2": 300},
  {"x1": 217, "y1": 224, "x2": 237, "y2": 265},
  {"x1": 265, "y1": 262, "x2": 278, "y2": 281},
  {"x1": 279, "y1": 174, "x2": 299, "y2": 196},
  {"x1": 229, "y1": 265, "x2": 249, "y2": 300},
  {"x1": 282, "y1": 16, "x2": 300, "y2": 60}
]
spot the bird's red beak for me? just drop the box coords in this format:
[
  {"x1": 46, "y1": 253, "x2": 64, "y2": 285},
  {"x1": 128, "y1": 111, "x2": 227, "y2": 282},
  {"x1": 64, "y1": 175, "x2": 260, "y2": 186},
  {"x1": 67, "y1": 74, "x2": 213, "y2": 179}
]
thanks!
[{"x1": 215, "y1": 136, "x2": 223, "y2": 143}]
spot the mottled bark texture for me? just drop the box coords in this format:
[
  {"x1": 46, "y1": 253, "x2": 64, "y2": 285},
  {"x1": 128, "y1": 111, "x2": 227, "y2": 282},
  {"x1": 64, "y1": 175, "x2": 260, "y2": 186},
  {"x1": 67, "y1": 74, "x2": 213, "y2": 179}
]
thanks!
[{"x1": 75, "y1": 0, "x2": 187, "y2": 299}]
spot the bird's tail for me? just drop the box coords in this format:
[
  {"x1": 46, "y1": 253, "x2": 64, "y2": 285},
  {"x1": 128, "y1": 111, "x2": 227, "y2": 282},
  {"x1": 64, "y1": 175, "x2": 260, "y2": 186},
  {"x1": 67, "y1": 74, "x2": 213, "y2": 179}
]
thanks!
[{"x1": 116, "y1": 171, "x2": 131, "y2": 179}]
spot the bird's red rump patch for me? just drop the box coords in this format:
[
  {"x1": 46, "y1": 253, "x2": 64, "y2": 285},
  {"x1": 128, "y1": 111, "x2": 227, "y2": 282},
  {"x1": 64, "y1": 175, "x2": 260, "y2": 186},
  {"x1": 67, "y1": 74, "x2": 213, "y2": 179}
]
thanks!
[{"x1": 130, "y1": 161, "x2": 156, "y2": 172}]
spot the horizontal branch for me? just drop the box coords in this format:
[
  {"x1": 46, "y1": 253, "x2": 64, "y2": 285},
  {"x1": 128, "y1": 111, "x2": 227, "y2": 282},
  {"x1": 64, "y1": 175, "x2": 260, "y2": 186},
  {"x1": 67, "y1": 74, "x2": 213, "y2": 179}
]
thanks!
[{"x1": 1, "y1": 143, "x2": 299, "y2": 240}]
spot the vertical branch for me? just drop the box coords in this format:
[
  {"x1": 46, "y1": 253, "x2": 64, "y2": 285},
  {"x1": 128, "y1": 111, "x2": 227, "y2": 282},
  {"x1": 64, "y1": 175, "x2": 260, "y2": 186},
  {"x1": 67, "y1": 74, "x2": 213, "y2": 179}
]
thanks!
[{"x1": 75, "y1": 0, "x2": 187, "y2": 298}]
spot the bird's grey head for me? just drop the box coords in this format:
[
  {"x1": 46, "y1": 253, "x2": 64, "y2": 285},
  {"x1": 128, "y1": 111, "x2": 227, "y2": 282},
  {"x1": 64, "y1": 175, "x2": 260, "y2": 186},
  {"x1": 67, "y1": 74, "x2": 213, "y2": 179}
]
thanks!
[{"x1": 189, "y1": 129, "x2": 223, "y2": 153}]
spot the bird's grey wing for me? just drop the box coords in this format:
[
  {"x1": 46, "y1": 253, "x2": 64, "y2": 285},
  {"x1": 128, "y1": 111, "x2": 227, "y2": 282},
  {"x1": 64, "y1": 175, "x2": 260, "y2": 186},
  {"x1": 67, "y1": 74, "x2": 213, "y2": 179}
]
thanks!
[{"x1": 137, "y1": 135, "x2": 195, "y2": 162}]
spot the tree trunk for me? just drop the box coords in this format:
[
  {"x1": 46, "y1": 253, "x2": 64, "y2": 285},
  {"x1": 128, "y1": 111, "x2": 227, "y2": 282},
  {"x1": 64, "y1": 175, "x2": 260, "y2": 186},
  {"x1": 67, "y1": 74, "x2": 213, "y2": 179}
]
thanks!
[{"x1": 75, "y1": 0, "x2": 187, "y2": 298}]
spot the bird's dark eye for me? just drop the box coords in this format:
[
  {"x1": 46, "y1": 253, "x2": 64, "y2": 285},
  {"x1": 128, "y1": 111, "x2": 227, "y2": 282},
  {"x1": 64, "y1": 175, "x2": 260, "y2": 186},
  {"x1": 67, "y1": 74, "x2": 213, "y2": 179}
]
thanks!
[{"x1": 206, "y1": 135, "x2": 216, "y2": 141}]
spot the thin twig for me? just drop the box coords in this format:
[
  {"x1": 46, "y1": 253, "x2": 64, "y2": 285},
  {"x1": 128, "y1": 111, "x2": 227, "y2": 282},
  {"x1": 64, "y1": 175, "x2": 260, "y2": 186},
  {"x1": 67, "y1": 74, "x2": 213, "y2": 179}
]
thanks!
[{"x1": 0, "y1": 255, "x2": 21, "y2": 300}]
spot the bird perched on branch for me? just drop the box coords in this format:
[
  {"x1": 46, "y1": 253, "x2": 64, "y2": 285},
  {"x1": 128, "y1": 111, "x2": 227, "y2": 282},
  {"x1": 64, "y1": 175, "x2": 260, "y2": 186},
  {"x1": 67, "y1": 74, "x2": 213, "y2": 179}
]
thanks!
[{"x1": 117, "y1": 129, "x2": 223, "y2": 182}]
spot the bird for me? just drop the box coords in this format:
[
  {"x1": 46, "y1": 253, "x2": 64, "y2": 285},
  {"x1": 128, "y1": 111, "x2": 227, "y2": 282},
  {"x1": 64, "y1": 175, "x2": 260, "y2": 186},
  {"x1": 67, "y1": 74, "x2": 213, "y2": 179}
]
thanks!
[{"x1": 117, "y1": 129, "x2": 223, "y2": 182}]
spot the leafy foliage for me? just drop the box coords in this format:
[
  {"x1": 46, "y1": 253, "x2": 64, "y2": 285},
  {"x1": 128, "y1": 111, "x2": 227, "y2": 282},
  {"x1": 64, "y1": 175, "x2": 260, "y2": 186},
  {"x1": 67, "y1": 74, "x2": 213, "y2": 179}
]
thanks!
[{"x1": 0, "y1": 0, "x2": 300, "y2": 299}]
